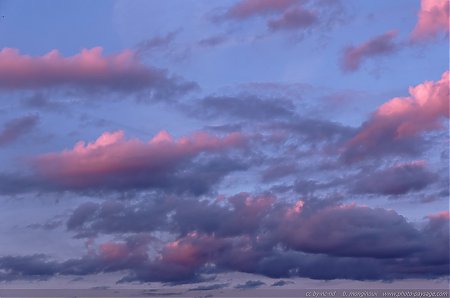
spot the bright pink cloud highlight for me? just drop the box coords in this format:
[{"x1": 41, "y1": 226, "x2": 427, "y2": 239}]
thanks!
[
  {"x1": 411, "y1": 0, "x2": 449, "y2": 41},
  {"x1": 33, "y1": 130, "x2": 245, "y2": 189},
  {"x1": 343, "y1": 71, "x2": 449, "y2": 161}
]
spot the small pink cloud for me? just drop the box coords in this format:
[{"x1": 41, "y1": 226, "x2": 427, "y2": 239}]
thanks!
[
  {"x1": 411, "y1": 0, "x2": 449, "y2": 42},
  {"x1": 341, "y1": 31, "x2": 399, "y2": 72}
]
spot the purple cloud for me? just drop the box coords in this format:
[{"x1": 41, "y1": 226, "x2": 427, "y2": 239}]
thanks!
[
  {"x1": 268, "y1": 8, "x2": 317, "y2": 31},
  {"x1": 341, "y1": 31, "x2": 399, "y2": 72},
  {"x1": 0, "y1": 115, "x2": 39, "y2": 146},
  {"x1": 353, "y1": 161, "x2": 437, "y2": 195}
]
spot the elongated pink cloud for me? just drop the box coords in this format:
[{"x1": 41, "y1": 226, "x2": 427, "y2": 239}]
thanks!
[
  {"x1": 411, "y1": 0, "x2": 449, "y2": 42},
  {"x1": 341, "y1": 31, "x2": 399, "y2": 72},
  {"x1": 224, "y1": 0, "x2": 301, "y2": 19},
  {"x1": 0, "y1": 47, "x2": 196, "y2": 97},
  {"x1": 343, "y1": 71, "x2": 449, "y2": 161},
  {"x1": 32, "y1": 130, "x2": 245, "y2": 190}
]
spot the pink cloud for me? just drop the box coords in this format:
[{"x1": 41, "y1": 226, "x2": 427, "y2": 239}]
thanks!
[
  {"x1": 161, "y1": 232, "x2": 220, "y2": 268},
  {"x1": 427, "y1": 210, "x2": 450, "y2": 220},
  {"x1": 0, "y1": 47, "x2": 196, "y2": 96},
  {"x1": 411, "y1": 0, "x2": 449, "y2": 42},
  {"x1": 224, "y1": 0, "x2": 301, "y2": 19},
  {"x1": 343, "y1": 71, "x2": 449, "y2": 161},
  {"x1": 32, "y1": 130, "x2": 245, "y2": 189},
  {"x1": 98, "y1": 235, "x2": 151, "y2": 263},
  {"x1": 341, "y1": 31, "x2": 399, "y2": 72},
  {"x1": 99, "y1": 242, "x2": 130, "y2": 261}
]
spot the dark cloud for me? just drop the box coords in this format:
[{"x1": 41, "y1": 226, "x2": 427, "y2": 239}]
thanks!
[
  {"x1": 0, "y1": 115, "x2": 39, "y2": 146},
  {"x1": 268, "y1": 118, "x2": 354, "y2": 143},
  {"x1": 189, "y1": 283, "x2": 229, "y2": 291},
  {"x1": 135, "y1": 31, "x2": 179, "y2": 58},
  {"x1": 215, "y1": 0, "x2": 343, "y2": 33},
  {"x1": 22, "y1": 94, "x2": 64, "y2": 111},
  {"x1": 280, "y1": 204, "x2": 423, "y2": 259},
  {"x1": 268, "y1": 8, "x2": 317, "y2": 31},
  {"x1": 353, "y1": 161, "x2": 438, "y2": 195},
  {"x1": 218, "y1": 0, "x2": 301, "y2": 21},
  {"x1": 189, "y1": 95, "x2": 295, "y2": 121},
  {"x1": 235, "y1": 280, "x2": 266, "y2": 289},
  {"x1": 271, "y1": 280, "x2": 293, "y2": 287},
  {"x1": 198, "y1": 34, "x2": 229, "y2": 48},
  {"x1": 17, "y1": 195, "x2": 440, "y2": 283},
  {"x1": 0, "y1": 203, "x2": 447, "y2": 283}
]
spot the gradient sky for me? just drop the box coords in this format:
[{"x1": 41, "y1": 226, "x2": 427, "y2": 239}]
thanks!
[{"x1": 0, "y1": 0, "x2": 448, "y2": 293}]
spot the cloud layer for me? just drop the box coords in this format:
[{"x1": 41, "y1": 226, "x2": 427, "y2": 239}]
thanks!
[{"x1": 1, "y1": 195, "x2": 447, "y2": 283}]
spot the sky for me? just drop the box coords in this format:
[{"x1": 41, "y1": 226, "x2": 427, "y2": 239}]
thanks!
[{"x1": 0, "y1": 0, "x2": 448, "y2": 295}]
